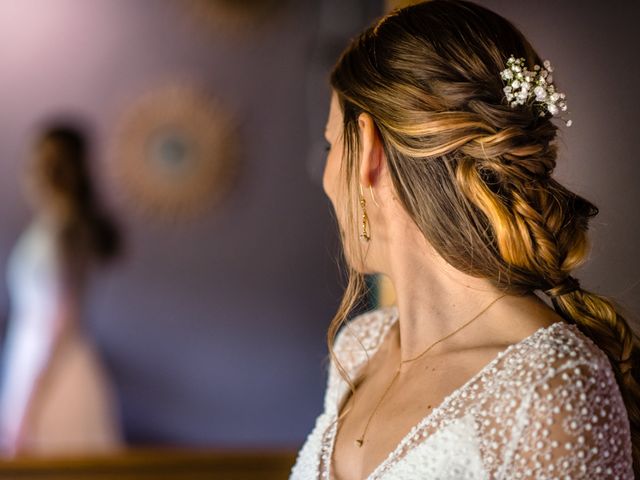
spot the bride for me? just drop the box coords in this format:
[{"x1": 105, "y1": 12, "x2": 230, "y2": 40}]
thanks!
[{"x1": 291, "y1": 1, "x2": 638, "y2": 478}]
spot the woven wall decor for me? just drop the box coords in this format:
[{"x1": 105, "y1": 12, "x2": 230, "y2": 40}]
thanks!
[
  {"x1": 112, "y1": 85, "x2": 238, "y2": 221},
  {"x1": 184, "y1": 0, "x2": 285, "y2": 32}
]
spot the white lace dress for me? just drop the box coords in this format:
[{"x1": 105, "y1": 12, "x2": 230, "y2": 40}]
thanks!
[{"x1": 290, "y1": 307, "x2": 634, "y2": 479}]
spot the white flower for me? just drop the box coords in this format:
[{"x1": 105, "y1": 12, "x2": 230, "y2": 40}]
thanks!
[
  {"x1": 500, "y1": 55, "x2": 570, "y2": 125},
  {"x1": 534, "y1": 86, "x2": 547, "y2": 100},
  {"x1": 502, "y1": 70, "x2": 513, "y2": 80}
]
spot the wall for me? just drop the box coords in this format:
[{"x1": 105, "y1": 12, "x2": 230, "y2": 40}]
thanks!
[{"x1": 0, "y1": 0, "x2": 381, "y2": 447}]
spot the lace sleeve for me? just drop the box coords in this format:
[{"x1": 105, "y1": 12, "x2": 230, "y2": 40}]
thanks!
[
  {"x1": 507, "y1": 357, "x2": 634, "y2": 479},
  {"x1": 323, "y1": 315, "x2": 365, "y2": 414},
  {"x1": 323, "y1": 308, "x2": 397, "y2": 414}
]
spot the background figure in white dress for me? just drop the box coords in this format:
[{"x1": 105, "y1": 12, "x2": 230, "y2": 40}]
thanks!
[
  {"x1": 291, "y1": 0, "x2": 639, "y2": 478},
  {"x1": 0, "y1": 123, "x2": 123, "y2": 456}
]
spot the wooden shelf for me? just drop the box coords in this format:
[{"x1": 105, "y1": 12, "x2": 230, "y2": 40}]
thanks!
[{"x1": 0, "y1": 448, "x2": 297, "y2": 480}]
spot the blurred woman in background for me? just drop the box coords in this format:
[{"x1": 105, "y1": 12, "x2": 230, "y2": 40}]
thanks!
[{"x1": 0, "y1": 123, "x2": 123, "y2": 456}]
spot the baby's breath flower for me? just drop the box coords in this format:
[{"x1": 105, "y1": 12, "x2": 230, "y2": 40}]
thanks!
[{"x1": 499, "y1": 55, "x2": 571, "y2": 126}]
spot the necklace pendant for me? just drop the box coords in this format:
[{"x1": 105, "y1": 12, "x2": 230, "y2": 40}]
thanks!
[{"x1": 355, "y1": 438, "x2": 364, "y2": 448}]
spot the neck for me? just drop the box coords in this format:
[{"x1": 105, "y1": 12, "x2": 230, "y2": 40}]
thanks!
[{"x1": 380, "y1": 223, "x2": 511, "y2": 361}]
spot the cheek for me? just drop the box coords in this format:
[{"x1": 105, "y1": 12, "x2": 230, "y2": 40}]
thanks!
[
  {"x1": 321, "y1": 160, "x2": 331, "y2": 202},
  {"x1": 323, "y1": 151, "x2": 350, "y2": 240},
  {"x1": 322, "y1": 147, "x2": 341, "y2": 202}
]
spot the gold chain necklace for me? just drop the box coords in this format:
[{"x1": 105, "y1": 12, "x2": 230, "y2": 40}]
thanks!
[{"x1": 354, "y1": 293, "x2": 507, "y2": 448}]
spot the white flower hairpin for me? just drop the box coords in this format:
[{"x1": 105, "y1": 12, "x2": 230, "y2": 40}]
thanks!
[{"x1": 500, "y1": 55, "x2": 572, "y2": 127}]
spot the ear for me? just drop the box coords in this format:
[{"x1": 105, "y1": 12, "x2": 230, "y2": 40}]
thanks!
[{"x1": 357, "y1": 112, "x2": 384, "y2": 189}]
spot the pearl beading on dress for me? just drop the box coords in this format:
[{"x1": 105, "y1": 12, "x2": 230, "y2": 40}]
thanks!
[{"x1": 290, "y1": 307, "x2": 634, "y2": 480}]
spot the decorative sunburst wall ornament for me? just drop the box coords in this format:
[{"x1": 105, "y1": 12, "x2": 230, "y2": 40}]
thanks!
[
  {"x1": 111, "y1": 85, "x2": 239, "y2": 221},
  {"x1": 184, "y1": 0, "x2": 285, "y2": 33}
]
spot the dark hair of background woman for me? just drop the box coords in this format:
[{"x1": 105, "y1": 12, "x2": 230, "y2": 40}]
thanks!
[{"x1": 35, "y1": 123, "x2": 122, "y2": 265}]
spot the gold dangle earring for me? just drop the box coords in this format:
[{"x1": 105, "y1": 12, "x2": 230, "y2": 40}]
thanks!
[{"x1": 359, "y1": 184, "x2": 370, "y2": 242}]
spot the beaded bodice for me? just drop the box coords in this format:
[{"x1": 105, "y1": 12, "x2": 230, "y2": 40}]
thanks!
[{"x1": 290, "y1": 306, "x2": 634, "y2": 479}]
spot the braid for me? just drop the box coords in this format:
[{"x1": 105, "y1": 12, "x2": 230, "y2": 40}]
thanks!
[{"x1": 456, "y1": 135, "x2": 640, "y2": 474}]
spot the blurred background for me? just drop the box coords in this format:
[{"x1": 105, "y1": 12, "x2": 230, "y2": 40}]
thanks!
[{"x1": 0, "y1": 0, "x2": 638, "y2": 475}]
